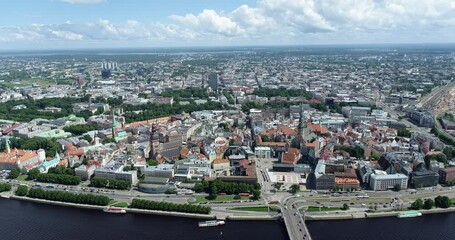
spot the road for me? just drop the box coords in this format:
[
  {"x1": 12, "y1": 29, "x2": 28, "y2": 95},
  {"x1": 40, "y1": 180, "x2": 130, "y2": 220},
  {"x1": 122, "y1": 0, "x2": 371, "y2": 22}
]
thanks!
[{"x1": 281, "y1": 196, "x2": 311, "y2": 240}]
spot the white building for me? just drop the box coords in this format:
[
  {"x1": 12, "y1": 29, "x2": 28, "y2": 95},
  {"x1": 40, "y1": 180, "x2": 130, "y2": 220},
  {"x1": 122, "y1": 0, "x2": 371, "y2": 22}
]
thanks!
[
  {"x1": 75, "y1": 164, "x2": 97, "y2": 180},
  {"x1": 144, "y1": 164, "x2": 175, "y2": 178},
  {"x1": 255, "y1": 146, "x2": 272, "y2": 158},
  {"x1": 212, "y1": 158, "x2": 230, "y2": 175},
  {"x1": 369, "y1": 173, "x2": 408, "y2": 191},
  {"x1": 94, "y1": 163, "x2": 138, "y2": 184}
]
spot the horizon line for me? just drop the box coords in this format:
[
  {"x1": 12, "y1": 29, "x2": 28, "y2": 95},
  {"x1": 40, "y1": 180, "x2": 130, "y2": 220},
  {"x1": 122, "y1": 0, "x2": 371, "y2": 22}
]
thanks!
[{"x1": 1, "y1": 42, "x2": 455, "y2": 53}]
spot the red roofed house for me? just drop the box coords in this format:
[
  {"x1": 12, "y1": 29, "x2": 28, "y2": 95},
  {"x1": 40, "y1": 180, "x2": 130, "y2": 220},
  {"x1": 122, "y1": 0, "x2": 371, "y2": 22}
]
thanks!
[{"x1": 281, "y1": 148, "x2": 301, "y2": 164}]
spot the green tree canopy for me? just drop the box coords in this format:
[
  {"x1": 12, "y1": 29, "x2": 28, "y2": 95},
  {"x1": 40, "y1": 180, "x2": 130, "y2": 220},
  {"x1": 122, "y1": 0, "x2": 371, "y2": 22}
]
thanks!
[
  {"x1": 423, "y1": 199, "x2": 435, "y2": 210},
  {"x1": 411, "y1": 198, "x2": 424, "y2": 210}
]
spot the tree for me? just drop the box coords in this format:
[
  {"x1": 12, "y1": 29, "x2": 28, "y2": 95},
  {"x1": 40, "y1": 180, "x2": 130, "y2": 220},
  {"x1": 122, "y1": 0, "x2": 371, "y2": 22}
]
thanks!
[
  {"x1": 81, "y1": 134, "x2": 93, "y2": 143},
  {"x1": 207, "y1": 183, "x2": 218, "y2": 200},
  {"x1": 435, "y1": 195, "x2": 451, "y2": 208},
  {"x1": 411, "y1": 199, "x2": 424, "y2": 210},
  {"x1": 370, "y1": 153, "x2": 381, "y2": 161},
  {"x1": 15, "y1": 185, "x2": 29, "y2": 196},
  {"x1": 147, "y1": 160, "x2": 159, "y2": 166},
  {"x1": 63, "y1": 124, "x2": 97, "y2": 136},
  {"x1": 290, "y1": 184, "x2": 300, "y2": 194},
  {"x1": 341, "y1": 203, "x2": 350, "y2": 210},
  {"x1": 27, "y1": 188, "x2": 109, "y2": 206},
  {"x1": 102, "y1": 137, "x2": 116, "y2": 144},
  {"x1": 393, "y1": 184, "x2": 401, "y2": 192},
  {"x1": 27, "y1": 168, "x2": 40, "y2": 180},
  {"x1": 10, "y1": 137, "x2": 61, "y2": 158},
  {"x1": 423, "y1": 199, "x2": 435, "y2": 210},
  {"x1": 8, "y1": 167, "x2": 21, "y2": 179},
  {"x1": 397, "y1": 128, "x2": 412, "y2": 138},
  {"x1": 165, "y1": 189, "x2": 177, "y2": 194},
  {"x1": 272, "y1": 182, "x2": 283, "y2": 190},
  {"x1": 0, "y1": 183, "x2": 12, "y2": 192},
  {"x1": 251, "y1": 189, "x2": 261, "y2": 200},
  {"x1": 130, "y1": 198, "x2": 211, "y2": 214},
  {"x1": 193, "y1": 183, "x2": 204, "y2": 193},
  {"x1": 443, "y1": 147, "x2": 454, "y2": 159}
]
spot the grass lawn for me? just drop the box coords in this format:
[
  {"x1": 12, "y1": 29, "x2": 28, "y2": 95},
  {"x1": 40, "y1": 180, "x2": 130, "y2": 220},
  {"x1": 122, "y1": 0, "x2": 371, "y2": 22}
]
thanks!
[
  {"x1": 229, "y1": 205, "x2": 280, "y2": 213},
  {"x1": 16, "y1": 175, "x2": 28, "y2": 181},
  {"x1": 304, "y1": 206, "x2": 341, "y2": 212},
  {"x1": 110, "y1": 202, "x2": 129, "y2": 208},
  {"x1": 191, "y1": 195, "x2": 250, "y2": 203}
]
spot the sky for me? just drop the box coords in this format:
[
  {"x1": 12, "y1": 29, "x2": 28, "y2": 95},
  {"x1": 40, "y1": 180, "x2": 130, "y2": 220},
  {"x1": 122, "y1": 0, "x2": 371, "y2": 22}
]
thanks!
[{"x1": 1, "y1": 0, "x2": 455, "y2": 49}]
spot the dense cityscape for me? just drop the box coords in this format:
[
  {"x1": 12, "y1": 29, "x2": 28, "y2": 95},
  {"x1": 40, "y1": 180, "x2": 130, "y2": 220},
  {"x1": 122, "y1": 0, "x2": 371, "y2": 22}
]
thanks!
[
  {"x1": 0, "y1": 45, "x2": 455, "y2": 239},
  {"x1": 2, "y1": 0, "x2": 455, "y2": 239}
]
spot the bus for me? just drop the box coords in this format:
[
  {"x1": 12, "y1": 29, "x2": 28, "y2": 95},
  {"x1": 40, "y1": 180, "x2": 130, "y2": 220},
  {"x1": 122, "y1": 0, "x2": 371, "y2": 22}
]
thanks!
[
  {"x1": 239, "y1": 193, "x2": 250, "y2": 197},
  {"x1": 357, "y1": 195, "x2": 369, "y2": 199}
]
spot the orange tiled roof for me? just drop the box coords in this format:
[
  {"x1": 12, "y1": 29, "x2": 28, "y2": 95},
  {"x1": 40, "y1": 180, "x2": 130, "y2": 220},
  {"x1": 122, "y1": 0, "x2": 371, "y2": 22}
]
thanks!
[
  {"x1": 213, "y1": 158, "x2": 230, "y2": 165},
  {"x1": 282, "y1": 148, "x2": 300, "y2": 164},
  {"x1": 180, "y1": 148, "x2": 190, "y2": 158},
  {"x1": 0, "y1": 149, "x2": 39, "y2": 164},
  {"x1": 308, "y1": 123, "x2": 328, "y2": 134},
  {"x1": 335, "y1": 177, "x2": 360, "y2": 185}
]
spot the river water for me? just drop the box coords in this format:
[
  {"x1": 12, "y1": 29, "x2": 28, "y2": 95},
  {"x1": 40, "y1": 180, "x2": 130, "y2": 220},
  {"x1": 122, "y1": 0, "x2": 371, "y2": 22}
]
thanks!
[
  {"x1": 0, "y1": 199, "x2": 288, "y2": 240},
  {"x1": 307, "y1": 213, "x2": 455, "y2": 240},
  {"x1": 4, "y1": 198, "x2": 453, "y2": 240}
]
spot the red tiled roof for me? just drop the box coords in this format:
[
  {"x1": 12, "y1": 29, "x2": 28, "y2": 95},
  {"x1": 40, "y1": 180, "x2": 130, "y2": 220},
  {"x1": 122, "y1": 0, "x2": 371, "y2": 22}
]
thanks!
[
  {"x1": 282, "y1": 148, "x2": 300, "y2": 164},
  {"x1": 213, "y1": 158, "x2": 230, "y2": 165}
]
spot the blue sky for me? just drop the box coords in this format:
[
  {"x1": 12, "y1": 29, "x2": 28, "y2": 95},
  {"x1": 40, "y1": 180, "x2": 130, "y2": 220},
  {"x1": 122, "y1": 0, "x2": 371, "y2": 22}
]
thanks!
[{"x1": 1, "y1": 0, "x2": 455, "y2": 49}]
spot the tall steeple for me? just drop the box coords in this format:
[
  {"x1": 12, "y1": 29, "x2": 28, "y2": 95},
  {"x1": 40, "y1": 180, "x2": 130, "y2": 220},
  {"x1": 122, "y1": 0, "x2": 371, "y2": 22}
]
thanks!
[
  {"x1": 150, "y1": 124, "x2": 160, "y2": 160},
  {"x1": 4, "y1": 138, "x2": 10, "y2": 154},
  {"x1": 298, "y1": 103, "x2": 306, "y2": 136},
  {"x1": 112, "y1": 109, "x2": 117, "y2": 138}
]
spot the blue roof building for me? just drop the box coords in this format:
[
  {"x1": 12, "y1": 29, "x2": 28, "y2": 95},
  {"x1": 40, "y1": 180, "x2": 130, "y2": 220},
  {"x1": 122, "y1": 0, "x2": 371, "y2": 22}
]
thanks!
[{"x1": 39, "y1": 152, "x2": 61, "y2": 173}]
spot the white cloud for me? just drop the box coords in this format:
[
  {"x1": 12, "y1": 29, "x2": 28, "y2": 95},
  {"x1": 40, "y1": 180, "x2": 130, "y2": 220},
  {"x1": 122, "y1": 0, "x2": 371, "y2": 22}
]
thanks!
[
  {"x1": 60, "y1": 0, "x2": 105, "y2": 4},
  {"x1": 2, "y1": 0, "x2": 455, "y2": 47},
  {"x1": 51, "y1": 30, "x2": 83, "y2": 40},
  {"x1": 170, "y1": 9, "x2": 244, "y2": 36}
]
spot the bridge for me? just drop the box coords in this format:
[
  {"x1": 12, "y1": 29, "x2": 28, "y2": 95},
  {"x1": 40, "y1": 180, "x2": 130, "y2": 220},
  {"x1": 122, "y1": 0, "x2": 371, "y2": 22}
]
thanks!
[{"x1": 281, "y1": 197, "x2": 312, "y2": 240}]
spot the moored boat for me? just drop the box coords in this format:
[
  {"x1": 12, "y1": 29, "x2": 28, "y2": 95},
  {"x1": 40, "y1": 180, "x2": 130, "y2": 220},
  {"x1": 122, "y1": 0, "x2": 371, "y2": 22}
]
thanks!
[
  {"x1": 396, "y1": 211, "x2": 422, "y2": 218},
  {"x1": 198, "y1": 220, "x2": 225, "y2": 227},
  {"x1": 103, "y1": 207, "x2": 127, "y2": 214}
]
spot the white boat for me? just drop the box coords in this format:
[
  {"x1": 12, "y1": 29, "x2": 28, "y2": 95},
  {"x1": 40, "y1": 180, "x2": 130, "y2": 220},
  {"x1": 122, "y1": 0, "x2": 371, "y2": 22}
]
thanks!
[
  {"x1": 198, "y1": 220, "x2": 225, "y2": 227},
  {"x1": 103, "y1": 207, "x2": 126, "y2": 214},
  {"x1": 396, "y1": 211, "x2": 422, "y2": 218}
]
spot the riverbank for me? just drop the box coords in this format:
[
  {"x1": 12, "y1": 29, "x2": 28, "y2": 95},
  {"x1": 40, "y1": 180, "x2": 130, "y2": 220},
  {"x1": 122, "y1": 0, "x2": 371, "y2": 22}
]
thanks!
[
  {"x1": 305, "y1": 207, "x2": 455, "y2": 221},
  {"x1": 10, "y1": 195, "x2": 216, "y2": 219},
  {"x1": 8, "y1": 195, "x2": 283, "y2": 221}
]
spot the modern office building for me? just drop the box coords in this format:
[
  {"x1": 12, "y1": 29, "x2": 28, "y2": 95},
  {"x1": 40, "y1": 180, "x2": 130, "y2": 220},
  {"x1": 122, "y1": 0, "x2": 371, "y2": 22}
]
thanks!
[
  {"x1": 410, "y1": 170, "x2": 439, "y2": 188},
  {"x1": 369, "y1": 173, "x2": 408, "y2": 191},
  {"x1": 208, "y1": 73, "x2": 219, "y2": 91}
]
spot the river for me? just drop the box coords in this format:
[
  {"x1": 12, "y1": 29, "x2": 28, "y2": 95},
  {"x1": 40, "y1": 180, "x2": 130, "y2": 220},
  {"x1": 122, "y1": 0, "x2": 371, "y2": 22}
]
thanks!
[
  {"x1": 0, "y1": 199, "x2": 288, "y2": 240},
  {"x1": 307, "y1": 213, "x2": 455, "y2": 240}
]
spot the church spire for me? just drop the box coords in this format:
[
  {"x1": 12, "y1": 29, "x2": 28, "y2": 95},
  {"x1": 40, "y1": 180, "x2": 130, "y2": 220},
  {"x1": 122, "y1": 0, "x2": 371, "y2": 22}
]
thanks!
[
  {"x1": 112, "y1": 109, "x2": 117, "y2": 138},
  {"x1": 5, "y1": 138, "x2": 10, "y2": 154},
  {"x1": 298, "y1": 103, "x2": 306, "y2": 136}
]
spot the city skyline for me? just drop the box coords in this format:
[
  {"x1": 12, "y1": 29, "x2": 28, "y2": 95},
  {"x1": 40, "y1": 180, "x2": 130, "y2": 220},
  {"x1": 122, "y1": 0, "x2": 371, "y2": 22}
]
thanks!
[{"x1": 1, "y1": 0, "x2": 455, "y2": 49}]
